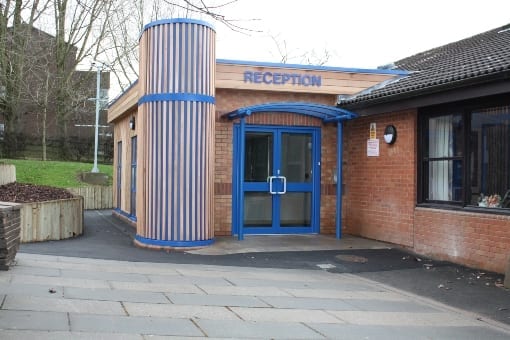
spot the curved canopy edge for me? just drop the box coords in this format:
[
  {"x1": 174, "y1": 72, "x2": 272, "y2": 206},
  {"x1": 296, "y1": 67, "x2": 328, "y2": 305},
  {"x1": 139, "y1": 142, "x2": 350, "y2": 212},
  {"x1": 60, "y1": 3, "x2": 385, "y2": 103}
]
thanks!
[{"x1": 224, "y1": 102, "x2": 358, "y2": 123}]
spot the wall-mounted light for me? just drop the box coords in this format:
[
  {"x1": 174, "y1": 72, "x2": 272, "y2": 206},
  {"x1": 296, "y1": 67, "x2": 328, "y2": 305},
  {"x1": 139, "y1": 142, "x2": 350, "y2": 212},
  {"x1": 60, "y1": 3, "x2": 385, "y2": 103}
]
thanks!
[
  {"x1": 383, "y1": 125, "x2": 397, "y2": 144},
  {"x1": 129, "y1": 116, "x2": 136, "y2": 130}
]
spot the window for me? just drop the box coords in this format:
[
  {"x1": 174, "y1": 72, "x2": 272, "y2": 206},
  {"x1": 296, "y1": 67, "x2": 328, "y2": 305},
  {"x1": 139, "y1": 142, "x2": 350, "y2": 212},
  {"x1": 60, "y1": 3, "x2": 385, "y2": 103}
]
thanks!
[
  {"x1": 130, "y1": 136, "x2": 137, "y2": 217},
  {"x1": 117, "y1": 141, "x2": 122, "y2": 209},
  {"x1": 420, "y1": 99, "x2": 510, "y2": 210}
]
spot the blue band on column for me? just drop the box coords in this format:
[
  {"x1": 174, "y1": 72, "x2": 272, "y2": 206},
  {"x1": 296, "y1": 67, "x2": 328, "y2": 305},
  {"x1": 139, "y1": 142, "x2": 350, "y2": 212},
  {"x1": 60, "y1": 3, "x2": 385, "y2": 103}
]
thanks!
[
  {"x1": 135, "y1": 234, "x2": 215, "y2": 247},
  {"x1": 138, "y1": 93, "x2": 215, "y2": 105},
  {"x1": 143, "y1": 18, "x2": 215, "y2": 33}
]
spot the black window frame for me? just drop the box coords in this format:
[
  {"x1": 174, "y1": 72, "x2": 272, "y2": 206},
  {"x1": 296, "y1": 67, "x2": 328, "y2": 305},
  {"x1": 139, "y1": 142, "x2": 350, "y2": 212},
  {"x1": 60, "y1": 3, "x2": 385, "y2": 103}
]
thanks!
[{"x1": 418, "y1": 94, "x2": 510, "y2": 214}]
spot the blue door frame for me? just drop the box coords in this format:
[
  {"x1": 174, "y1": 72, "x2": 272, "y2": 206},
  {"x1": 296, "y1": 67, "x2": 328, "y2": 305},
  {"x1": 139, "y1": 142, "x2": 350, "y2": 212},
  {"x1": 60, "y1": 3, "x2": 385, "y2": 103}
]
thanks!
[{"x1": 233, "y1": 125, "x2": 321, "y2": 236}]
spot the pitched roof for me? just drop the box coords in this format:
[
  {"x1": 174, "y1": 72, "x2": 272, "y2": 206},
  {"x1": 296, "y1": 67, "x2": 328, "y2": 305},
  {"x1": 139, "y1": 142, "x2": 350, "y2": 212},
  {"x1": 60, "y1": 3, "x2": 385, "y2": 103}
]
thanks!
[{"x1": 339, "y1": 23, "x2": 510, "y2": 107}]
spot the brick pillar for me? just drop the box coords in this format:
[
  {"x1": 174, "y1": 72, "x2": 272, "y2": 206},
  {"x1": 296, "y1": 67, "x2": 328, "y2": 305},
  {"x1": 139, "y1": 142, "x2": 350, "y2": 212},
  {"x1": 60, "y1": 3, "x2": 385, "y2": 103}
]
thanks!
[{"x1": 0, "y1": 202, "x2": 22, "y2": 270}]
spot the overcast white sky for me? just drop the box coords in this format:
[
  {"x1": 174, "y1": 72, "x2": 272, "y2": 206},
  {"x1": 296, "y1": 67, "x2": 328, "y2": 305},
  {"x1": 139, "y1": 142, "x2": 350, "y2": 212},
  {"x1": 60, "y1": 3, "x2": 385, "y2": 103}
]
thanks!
[{"x1": 213, "y1": 0, "x2": 510, "y2": 69}]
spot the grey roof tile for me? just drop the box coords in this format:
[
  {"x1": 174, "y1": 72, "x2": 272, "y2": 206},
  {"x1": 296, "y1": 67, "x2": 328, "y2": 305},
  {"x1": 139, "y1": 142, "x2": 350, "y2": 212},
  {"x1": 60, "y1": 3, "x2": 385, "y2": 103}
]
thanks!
[{"x1": 339, "y1": 23, "x2": 510, "y2": 106}]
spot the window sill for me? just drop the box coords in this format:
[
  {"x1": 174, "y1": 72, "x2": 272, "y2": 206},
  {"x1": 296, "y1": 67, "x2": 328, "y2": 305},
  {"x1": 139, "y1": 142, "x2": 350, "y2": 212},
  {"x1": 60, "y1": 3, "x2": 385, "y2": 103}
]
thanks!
[{"x1": 416, "y1": 203, "x2": 510, "y2": 216}]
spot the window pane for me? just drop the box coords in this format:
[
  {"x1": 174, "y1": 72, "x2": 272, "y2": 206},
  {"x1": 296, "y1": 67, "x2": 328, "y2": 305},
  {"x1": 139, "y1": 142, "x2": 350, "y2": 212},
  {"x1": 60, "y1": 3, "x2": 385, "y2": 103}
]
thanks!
[
  {"x1": 244, "y1": 192, "x2": 272, "y2": 226},
  {"x1": 470, "y1": 106, "x2": 510, "y2": 208},
  {"x1": 280, "y1": 192, "x2": 311, "y2": 226},
  {"x1": 428, "y1": 114, "x2": 463, "y2": 158},
  {"x1": 428, "y1": 160, "x2": 463, "y2": 201},
  {"x1": 281, "y1": 133, "x2": 312, "y2": 182},
  {"x1": 244, "y1": 133, "x2": 273, "y2": 182}
]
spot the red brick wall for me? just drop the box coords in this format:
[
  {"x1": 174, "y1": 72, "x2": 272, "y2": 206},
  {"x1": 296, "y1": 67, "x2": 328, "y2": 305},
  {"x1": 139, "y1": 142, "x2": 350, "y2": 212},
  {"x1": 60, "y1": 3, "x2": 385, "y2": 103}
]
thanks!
[
  {"x1": 342, "y1": 108, "x2": 510, "y2": 273},
  {"x1": 414, "y1": 208, "x2": 510, "y2": 273},
  {"x1": 343, "y1": 110, "x2": 417, "y2": 247},
  {"x1": 214, "y1": 89, "x2": 338, "y2": 235}
]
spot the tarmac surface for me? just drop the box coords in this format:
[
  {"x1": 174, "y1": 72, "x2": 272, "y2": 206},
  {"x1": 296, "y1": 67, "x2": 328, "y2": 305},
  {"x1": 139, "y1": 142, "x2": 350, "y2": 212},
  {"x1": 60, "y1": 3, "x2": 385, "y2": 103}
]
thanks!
[{"x1": 3, "y1": 209, "x2": 510, "y2": 338}]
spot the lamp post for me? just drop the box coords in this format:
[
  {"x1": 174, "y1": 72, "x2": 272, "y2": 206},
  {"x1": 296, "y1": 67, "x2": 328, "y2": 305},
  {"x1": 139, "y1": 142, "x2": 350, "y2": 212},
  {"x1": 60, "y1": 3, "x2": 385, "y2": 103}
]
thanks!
[{"x1": 91, "y1": 62, "x2": 103, "y2": 173}]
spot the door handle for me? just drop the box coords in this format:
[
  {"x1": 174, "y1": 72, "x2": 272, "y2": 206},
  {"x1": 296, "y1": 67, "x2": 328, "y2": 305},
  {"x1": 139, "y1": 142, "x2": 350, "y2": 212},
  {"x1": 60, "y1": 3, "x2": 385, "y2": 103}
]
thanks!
[{"x1": 268, "y1": 176, "x2": 286, "y2": 194}]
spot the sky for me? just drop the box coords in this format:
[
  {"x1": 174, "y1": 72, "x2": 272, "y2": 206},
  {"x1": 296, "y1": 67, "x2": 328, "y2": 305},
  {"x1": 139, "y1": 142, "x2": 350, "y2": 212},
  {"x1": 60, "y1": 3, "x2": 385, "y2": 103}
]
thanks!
[{"x1": 212, "y1": 0, "x2": 510, "y2": 69}]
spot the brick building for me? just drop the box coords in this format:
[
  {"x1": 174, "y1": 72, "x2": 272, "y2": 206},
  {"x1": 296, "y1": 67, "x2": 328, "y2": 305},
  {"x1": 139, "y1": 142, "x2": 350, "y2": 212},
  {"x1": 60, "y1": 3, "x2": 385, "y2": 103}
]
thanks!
[
  {"x1": 109, "y1": 19, "x2": 510, "y2": 273},
  {"x1": 339, "y1": 23, "x2": 510, "y2": 273},
  {"x1": 0, "y1": 25, "x2": 110, "y2": 159}
]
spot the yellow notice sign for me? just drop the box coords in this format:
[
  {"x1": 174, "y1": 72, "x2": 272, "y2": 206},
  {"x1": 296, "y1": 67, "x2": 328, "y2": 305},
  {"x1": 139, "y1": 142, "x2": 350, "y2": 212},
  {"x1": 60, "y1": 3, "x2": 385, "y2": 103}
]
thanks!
[{"x1": 370, "y1": 123, "x2": 377, "y2": 139}]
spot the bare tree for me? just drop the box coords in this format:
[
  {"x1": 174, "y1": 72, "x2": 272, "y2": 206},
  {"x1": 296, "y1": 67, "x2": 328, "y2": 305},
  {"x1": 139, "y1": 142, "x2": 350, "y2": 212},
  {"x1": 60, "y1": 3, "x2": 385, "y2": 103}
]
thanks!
[
  {"x1": 104, "y1": 0, "x2": 257, "y2": 94},
  {"x1": 52, "y1": 0, "x2": 115, "y2": 159},
  {"x1": 0, "y1": 0, "x2": 253, "y2": 159},
  {"x1": 0, "y1": 0, "x2": 49, "y2": 157},
  {"x1": 270, "y1": 34, "x2": 331, "y2": 66}
]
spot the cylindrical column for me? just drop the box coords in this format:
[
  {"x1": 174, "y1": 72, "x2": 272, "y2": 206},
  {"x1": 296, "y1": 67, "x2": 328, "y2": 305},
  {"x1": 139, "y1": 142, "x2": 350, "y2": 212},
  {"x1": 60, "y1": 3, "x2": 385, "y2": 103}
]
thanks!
[{"x1": 135, "y1": 18, "x2": 215, "y2": 248}]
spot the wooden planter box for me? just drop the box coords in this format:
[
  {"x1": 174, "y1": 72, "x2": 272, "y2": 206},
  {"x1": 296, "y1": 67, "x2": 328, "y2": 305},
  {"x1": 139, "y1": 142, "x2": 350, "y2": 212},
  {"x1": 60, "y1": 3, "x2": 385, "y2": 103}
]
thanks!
[
  {"x1": 67, "y1": 186, "x2": 113, "y2": 210},
  {"x1": 0, "y1": 164, "x2": 16, "y2": 185},
  {"x1": 20, "y1": 196, "x2": 83, "y2": 243}
]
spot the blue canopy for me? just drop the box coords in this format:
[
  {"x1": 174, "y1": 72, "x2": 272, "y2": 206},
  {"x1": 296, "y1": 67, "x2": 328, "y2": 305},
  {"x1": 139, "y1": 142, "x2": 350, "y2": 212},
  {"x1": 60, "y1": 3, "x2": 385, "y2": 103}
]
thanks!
[
  {"x1": 226, "y1": 101, "x2": 358, "y2": 241},
  {"x1": 224, "y1": 102, "x2": 357, "y2": 123}
]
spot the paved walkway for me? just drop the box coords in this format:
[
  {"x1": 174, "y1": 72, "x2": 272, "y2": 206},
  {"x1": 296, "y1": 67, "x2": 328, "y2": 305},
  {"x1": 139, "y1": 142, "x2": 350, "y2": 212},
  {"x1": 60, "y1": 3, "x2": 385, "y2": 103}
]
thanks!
[{"x1": 1, "y1": 252, "x2": 510, "y2": 339}]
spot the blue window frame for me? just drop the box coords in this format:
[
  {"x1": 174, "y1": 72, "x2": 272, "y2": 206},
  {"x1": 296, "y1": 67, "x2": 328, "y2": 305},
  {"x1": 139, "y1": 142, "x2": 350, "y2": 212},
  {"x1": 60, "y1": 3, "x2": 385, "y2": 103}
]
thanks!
[
  {"x1": 116, "y1": 141, "x2": 122, "y2": 209},
  {"x1": 130, "y1": 136, "x2": 137, "y2": 218}
]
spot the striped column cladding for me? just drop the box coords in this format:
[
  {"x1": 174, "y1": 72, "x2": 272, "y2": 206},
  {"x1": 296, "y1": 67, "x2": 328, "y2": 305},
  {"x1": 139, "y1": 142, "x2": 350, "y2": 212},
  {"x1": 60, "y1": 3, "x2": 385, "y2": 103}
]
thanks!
[{"x1": 136, "y1": 19, "x2": 215, "y2": 248}]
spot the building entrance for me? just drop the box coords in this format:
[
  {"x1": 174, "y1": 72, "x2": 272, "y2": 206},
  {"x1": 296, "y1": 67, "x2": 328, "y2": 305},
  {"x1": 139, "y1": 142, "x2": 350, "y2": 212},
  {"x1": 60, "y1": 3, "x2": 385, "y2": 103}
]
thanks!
[{"x1": 234, "y1": 125, "x2": 321, "y2": 234}]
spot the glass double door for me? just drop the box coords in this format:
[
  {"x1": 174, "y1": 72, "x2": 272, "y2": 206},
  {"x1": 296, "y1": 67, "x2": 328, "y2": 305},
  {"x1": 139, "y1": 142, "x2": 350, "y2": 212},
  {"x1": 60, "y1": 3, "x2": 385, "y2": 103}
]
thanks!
[{"x1": 240, "y1": 126, "x2": 320, "y2": 234}]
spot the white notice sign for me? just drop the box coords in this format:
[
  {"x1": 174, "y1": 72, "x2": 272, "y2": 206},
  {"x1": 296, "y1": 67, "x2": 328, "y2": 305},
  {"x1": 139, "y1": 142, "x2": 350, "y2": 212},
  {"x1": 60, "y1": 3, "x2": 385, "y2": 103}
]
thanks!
[{"x1": 367, "y1": 139, "x2": 379, "y2": 157}]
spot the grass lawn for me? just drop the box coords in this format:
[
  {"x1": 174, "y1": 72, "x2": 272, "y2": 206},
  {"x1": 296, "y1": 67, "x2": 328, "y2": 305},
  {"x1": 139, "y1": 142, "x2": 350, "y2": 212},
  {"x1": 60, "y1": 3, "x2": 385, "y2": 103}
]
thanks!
[{"x1": 1, "y1": 159, "x2": 113, "y2": 188}]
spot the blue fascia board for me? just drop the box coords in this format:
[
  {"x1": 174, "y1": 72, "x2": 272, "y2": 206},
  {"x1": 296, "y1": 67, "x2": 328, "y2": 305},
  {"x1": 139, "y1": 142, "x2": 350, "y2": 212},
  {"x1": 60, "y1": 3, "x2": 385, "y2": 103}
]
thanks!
[
  {"x1": 216, "y1": 59, "x2": 409, "y2": 76},
  {"x1": 143, "y1": 18, "x2": 215, "y2": 33}
]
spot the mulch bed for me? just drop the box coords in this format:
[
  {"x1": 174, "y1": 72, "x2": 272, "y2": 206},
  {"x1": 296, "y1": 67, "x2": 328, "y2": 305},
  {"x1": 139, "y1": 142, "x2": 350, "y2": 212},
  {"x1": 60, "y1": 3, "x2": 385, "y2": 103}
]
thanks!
[{"x1": 0, "y1": 182, "x2": 74, "y2": 203}]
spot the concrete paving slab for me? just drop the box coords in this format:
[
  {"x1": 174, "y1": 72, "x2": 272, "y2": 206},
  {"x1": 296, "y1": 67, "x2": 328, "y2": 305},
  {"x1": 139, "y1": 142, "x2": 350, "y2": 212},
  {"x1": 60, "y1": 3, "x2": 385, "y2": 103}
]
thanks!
[
  {"x1": 11, "y1": 274, "x2": 110, "y2": 289},
  {"x1": 0, "y1": 310, "x2": 69, "y2": 331},
  {"x1": 64, "y1": 287, "x2": 168, "y2": 304},
  {"x1": 108, "y1": 281, "x2": 204, "y2": 294},
  {"x1": 284, "y1": 287, "x2": 407, "y2": 301},
  {"x1": 307, "y1": 324, "x2": 510, "y2": 340},
  {"x1": 259, "y1": 295, "x2": 360, "y2": 311},
  {"x1": 2, "y1": 295, "x2": 125, "y2": 315},
  {"x1": 15, "y1": 256, "x2": 180, "y2": 276},
  {"x1": 0, "y1": 330, "x2": 143, "y2": 340},
  {"x1": 0, "y1": 282, "x2": 64, "y2": 298},
  {"x1": 344, "y1": 298, "x2": 440, "y2": 312},
  {"x1": 8, "y1": 265, "x2": 61, "y2": 277},
  {"x1": 175, "y1": 267, "x2": 337, "y2": 283},
  {"x1": 199, "y1": 284, "x2": 292, "y2": 297},
  {"x1": 123, "y1": 302, "x2": 240, "y2": 320},
  {"x1": 396, "y1": 326, "x2": 510, "y2": 339},
  {"x1": 60, "y1": 269, "x2": 150, "y2": 282},
  {"x1": 69, "y1": 314, "x2": 203, "y2": 337},
  {"x1": 226, "y1": 276, "x2": 377, "y2": 290},
  {"x1": 195, "y1": 319, "x2": 324, "y2": 339},
  {"x1": 144, "y1": 337, "x2": 247, "y2": 340},
  {"x1": 231, "y1": 306, "x2": 343, "y2": 323},
  {"x1": 329, "y1": 310, "x2": 482, "y2": 326},
  {"x1": 0, "y1": 273, "x2": 12, "y2": 283},
  {"x1": 147, "y1": 273, "x2": 233, "y2": 286},
  {"x1": 166, "y1": 292, "x2": 270, "y2": 307}
]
